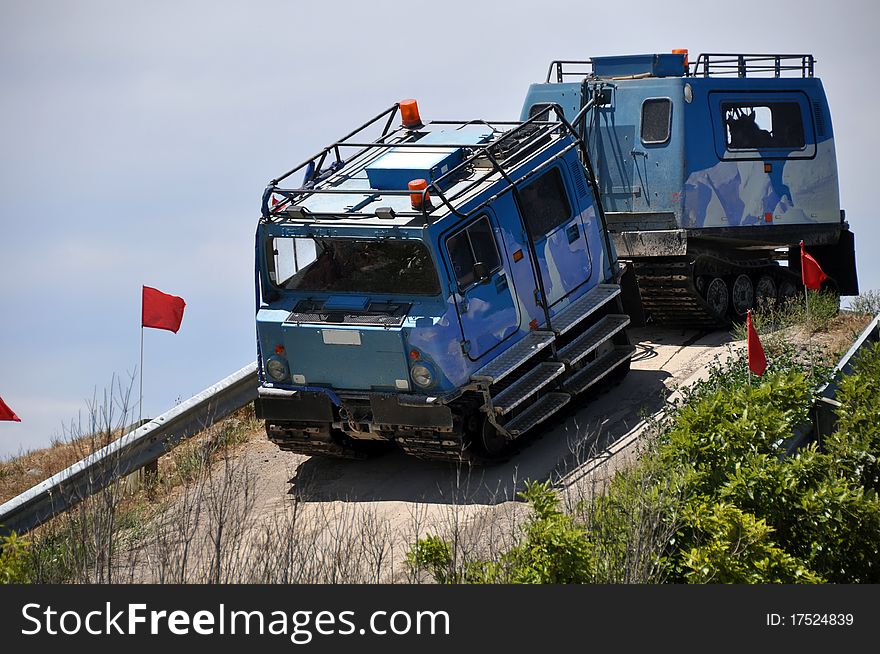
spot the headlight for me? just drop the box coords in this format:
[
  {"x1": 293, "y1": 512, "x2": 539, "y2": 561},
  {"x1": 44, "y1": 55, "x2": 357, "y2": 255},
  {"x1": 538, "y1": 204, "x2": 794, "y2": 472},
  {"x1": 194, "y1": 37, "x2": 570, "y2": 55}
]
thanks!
[
  {"x1": 266, "y1": 356, "x2": 289, "y2": 382},
  {"x1": 410, "y1": 363, "x2": 434, "y2": 388}
]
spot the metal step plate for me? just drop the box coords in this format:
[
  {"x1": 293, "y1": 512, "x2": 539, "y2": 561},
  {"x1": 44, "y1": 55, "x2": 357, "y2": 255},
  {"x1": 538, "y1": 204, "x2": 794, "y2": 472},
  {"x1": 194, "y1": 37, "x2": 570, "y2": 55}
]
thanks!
[
  {"x1": 549, "y1": 284, "x2": 621, "y2": 336},
  {"x1": 471, "y1": 330, "x2": 555, "y2": 384},
  {"x1": 556, "y1": 314, "x2": 631, "y2": 366},
  {"x1": 492, "y1": 361, "x2": 566, "y2": 415},
  {"x1": 504, "y1": 392, "x2": 571, "y2": 437},
  {"x1": 563, "y1": 345, "x2": 635, "y2": 395}
]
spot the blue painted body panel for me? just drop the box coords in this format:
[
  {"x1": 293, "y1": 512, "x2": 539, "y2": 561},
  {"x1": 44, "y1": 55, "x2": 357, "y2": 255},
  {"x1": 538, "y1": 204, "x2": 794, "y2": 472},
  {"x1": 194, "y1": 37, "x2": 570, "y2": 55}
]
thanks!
[
  {"x1": 256, "y1": 122, "x2": 616, "y2": 398},
  {"x1": 281, "y1": 324, "x2": 410, "y2": 391},
  {"x1": 520, "y1": 72, "x2": 840, "y2": 232},
  {"x1": 592, "y1": 54, "x2": 687, "y2": 78}
]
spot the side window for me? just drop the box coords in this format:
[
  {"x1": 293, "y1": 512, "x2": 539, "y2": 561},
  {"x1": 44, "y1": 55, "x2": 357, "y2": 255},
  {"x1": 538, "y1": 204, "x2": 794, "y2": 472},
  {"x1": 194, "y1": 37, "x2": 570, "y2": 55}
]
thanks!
[
  {"x1": 518, "y1": 167, "x2": 573, "y2": 237},
  {"x1": 447, "y1": 216, "x2": 502, "y2": 290},
  {"x1": 723, "y1": 102, "x2": 805, "y2": 149},
  {"x1": 528, "y1": 103, "x2": 553, "y2": 121},
  {"x1": 641, "y1": 98, "x2": 672, "y2": 144}
]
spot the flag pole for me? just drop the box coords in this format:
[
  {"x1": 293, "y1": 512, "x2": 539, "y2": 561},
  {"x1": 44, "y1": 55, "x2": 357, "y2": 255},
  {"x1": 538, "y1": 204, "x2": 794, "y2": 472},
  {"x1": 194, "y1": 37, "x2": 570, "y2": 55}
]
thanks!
[
  {"x1": 747, "y1": 309, "x2": 752, "y2": 387},
  {"x1": 805, "y1": 284, "x2": 814, "y2": 378},
  {"x1": 139, "y1": 325, "x2": 144, "y2": 425}
]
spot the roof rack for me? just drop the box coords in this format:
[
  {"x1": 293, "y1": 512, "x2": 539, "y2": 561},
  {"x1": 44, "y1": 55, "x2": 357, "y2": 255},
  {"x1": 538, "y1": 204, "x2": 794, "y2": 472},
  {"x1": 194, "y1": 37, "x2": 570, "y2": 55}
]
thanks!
[
  {"x1": 546, "y1": 60, "x2": 595, "y2": 83},
  {"x1": 261, "y1": 103, "x2": 584, "y2": 225},
  {"x1": 545, "y1": 53, "x2": 815, "y2": 82},
  {"x1": 691, "y1": 53, "x2": 815, "y2": 78}
]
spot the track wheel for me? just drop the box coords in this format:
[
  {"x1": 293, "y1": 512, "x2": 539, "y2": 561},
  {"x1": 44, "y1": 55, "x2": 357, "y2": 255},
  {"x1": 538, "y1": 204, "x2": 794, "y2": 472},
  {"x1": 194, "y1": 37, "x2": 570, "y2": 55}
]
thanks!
[
  {"x1": 705, "y1": 277, "x2": 729, "y2": 319},
  {"x1": 755, "y1": 274, "x2": 777, "y2": 311},
  {"x1": 730, "y1": 274, "x2": 754, "y2": 317}
]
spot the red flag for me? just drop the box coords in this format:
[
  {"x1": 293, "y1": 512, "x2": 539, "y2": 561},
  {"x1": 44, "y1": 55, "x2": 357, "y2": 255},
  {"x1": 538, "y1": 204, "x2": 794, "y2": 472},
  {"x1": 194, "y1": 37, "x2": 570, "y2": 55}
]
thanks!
[
  {"x1": 747, "y1": 310, "x2": 766, "y2": 376},
  {"x1": 800, "y1": 241, "x2": 828, "y2": 291},
  {"x1": 142, "y1": 286, "x2": 186, "y2": 333},
  {"x1": 0, "y1": 396, "x2": 21, "y2": 422}
]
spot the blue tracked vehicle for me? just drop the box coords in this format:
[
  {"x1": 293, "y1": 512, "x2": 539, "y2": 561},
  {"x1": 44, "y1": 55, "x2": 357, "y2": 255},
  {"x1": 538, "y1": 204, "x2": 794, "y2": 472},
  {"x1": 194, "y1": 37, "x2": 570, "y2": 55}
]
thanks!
[
  {"x1": 522, "y1": 52, "x2": 859, "y2": 326},
  {"x1": 254, "y1": 102, "x2": 633, "y2": 461}
]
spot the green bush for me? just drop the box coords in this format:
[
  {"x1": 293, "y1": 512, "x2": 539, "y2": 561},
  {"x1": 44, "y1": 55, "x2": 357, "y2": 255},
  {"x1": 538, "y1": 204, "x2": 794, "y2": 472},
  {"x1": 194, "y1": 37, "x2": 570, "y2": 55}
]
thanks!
[
  {"x1": 585, "y1": 459, "x2": 683, "y2": 583},
  {"x1": 408, "y1": 481, "x2": 594, "y2": 584},
  {"x1": 828, "y1": 342, "x2": 880, "y2": 492},
  {"x1": 497, "y1": 481, "x2": 594, "y2": 584},
  {"x1": 661, "y1": 351, "x2": 880, "y2": 582},
  {"x1": 658, "y1": 371, "x2": 812, "y2": 497},
  {"x1": 407, "y1": 535, "x2": 456, "y2": 584},
  {"x1": 0, "y1": 532, "x2": 31, "y2": 584},
  {"x1": 718, "y1": 447, "x2": 880, "y2": 582},
  {"x1": 681, "y1": 501, "x2": 821, "y2": 584},
  {"x1": 409, "y1": 342, "x2": 880, "y2": 585}
]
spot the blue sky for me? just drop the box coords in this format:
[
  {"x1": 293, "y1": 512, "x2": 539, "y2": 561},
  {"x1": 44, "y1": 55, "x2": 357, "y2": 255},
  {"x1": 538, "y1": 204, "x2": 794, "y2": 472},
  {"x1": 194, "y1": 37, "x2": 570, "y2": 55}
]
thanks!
[{"x1": 1, "y1": 0, "x2": 878, "y2": 456}]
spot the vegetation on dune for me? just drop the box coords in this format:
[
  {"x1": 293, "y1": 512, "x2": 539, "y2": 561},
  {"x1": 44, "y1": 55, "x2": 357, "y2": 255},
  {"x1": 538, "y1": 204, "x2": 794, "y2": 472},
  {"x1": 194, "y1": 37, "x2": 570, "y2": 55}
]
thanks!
[
  {"x1": 0, "y1": 403, "x2": 260, "y2": 584},
  {"x1": 408, "y1": 291, "x2": 880, "y2": 584}
]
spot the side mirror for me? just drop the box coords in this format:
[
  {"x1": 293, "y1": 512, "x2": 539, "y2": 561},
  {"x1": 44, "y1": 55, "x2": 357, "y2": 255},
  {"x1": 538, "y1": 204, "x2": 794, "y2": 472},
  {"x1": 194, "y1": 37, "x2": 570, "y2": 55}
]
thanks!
[{"x1": 473, "y1": 261, "x2": 491, "y2": 285}]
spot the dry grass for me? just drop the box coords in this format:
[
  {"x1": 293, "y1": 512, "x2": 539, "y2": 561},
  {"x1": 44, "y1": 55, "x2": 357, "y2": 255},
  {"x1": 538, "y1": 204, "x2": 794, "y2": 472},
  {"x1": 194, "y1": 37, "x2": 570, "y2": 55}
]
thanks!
[
  {"x1": 807, "y1": 312, "x2": 874, "y2": 362},
  {"x1": 1, "y1": 435, "x2": 110, "y2": 505},
  {"x1": 0, "y1": 408, "x2": 261, "y2": 508}
]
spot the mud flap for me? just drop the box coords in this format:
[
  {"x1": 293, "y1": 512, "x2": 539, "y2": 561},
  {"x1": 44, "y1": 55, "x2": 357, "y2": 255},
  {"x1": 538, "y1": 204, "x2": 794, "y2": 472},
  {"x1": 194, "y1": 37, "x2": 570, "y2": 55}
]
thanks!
[
  {"x1": 370, "y1": 395, "x2": 453, "y2": 429},
  {"x1": 255, "y1": 391, "x2": 335, "y2": 422},
  {"x1": 789, "y1": 228, "x2": 859, "y2": 296}
]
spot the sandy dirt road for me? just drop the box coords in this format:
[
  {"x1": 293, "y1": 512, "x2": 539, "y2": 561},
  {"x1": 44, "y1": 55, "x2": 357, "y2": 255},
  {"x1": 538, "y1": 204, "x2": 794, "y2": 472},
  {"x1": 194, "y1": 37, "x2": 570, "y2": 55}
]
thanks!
[{"x1": 243, "y1": 327, "x2": 733, "y2": 508}]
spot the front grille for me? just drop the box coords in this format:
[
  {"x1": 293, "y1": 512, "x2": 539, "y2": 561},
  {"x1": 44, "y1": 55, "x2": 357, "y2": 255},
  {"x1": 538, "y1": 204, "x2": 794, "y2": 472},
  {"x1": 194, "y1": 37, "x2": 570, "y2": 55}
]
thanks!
[{"x1": 285, "y1": 300, "x2": 409, "y2": 327}]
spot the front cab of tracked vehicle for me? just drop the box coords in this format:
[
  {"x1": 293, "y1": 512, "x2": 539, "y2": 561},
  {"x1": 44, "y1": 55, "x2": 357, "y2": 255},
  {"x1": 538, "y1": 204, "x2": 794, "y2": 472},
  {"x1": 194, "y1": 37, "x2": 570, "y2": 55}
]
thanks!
[
  {"x1": 254, "y1": 102, "x2": 633, "y2": 461},
  {"x1": 521, "y1": 52, "x2": 858, "y2": 323}
]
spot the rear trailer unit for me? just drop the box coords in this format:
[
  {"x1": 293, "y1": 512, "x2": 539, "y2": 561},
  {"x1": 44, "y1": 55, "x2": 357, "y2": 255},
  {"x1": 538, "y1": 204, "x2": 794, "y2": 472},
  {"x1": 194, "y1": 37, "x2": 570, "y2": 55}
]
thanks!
[
  {"x1": 254, "y1": 101, "x2": 632, "y2": 462},
  {"x1": 522, "y1": 52, "x2": 859, "y2": 326}
]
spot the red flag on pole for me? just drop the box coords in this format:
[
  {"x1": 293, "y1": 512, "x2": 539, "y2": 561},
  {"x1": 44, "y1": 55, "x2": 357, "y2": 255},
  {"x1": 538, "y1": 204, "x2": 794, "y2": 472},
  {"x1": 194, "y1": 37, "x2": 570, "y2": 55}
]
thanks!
[
  {"x1": 0, "y1": 396, "x2": 21, "y2": 422},
  {"x1": 747, "y1": 310, "x2": 767, "y2": 376},
  {"x1": 142, "y1": 286, "x2": 186, "y2": 333},
  {"x1": 800, "y1": 241, "x2": 828, "y2": 291}
]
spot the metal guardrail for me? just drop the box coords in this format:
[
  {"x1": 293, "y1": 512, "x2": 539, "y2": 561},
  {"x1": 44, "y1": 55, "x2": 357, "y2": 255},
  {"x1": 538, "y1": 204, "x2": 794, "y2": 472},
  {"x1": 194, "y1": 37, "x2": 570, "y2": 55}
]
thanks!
[
  {"x1": 786, "y1": 313, "x2": 880, "y2": 454},
  {"x1": 812, "y1": 313, "x2": 880, "y2": 438},
  {"x1": 0, "y1": 363, "x2": 258, "y2": 537}
]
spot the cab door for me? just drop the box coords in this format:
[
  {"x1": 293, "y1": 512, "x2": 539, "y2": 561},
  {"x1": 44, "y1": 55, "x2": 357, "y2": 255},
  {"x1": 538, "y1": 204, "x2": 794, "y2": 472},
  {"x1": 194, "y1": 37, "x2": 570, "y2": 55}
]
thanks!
[
  {"x1": 446, "y1": 211, "x2": 518, "y2": 361},
  {"x1": 517, "y1": 165, "x2": 592, "y2": 306}
]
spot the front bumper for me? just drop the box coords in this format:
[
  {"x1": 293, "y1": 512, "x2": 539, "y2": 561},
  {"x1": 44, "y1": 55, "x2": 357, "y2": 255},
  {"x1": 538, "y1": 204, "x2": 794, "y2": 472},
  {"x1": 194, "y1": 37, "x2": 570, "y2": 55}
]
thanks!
[{"x1": 256, "y1": 387, "x2": 453, "y2": 430}]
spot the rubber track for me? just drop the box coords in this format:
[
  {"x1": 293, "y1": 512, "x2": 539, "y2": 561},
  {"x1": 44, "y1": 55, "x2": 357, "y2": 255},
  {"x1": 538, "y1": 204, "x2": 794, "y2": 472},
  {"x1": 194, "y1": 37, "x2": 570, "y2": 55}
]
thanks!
[
  {"x1": 269, "y1": 422, "x2": 477, "y2": 463},
  {"x1": 631, "y1": 252, "x2": 801, "y2": 328},
  {"x1": 395, "y1": 434, "x2": 475, "y2": 463},
  {"x1": 269, "y1": 436, "x2": 367, "y2": 459},
  {"x1": 633, "y1": 258, "x2": 724, "y2": 328}
]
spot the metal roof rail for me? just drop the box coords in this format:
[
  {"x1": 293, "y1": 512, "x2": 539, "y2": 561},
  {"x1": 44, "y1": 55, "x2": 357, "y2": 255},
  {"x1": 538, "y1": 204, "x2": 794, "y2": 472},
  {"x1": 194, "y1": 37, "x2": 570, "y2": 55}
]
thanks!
[
  {"x1": 546, "y1": 60, "x2": 595, "y2": 83},
  {"x1": 691, "y1": 53, "x2": 815, "y2": 78},
  {"x1": 260, "y1": 104, "x2": 583, "y2": 225}
]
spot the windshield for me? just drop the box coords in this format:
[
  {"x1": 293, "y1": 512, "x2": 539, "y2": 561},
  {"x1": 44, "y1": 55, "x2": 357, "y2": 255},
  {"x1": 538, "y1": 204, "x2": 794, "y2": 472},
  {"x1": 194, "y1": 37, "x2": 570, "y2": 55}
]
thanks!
[{"x1": 268, "y1": 237, "x2": 441, "y2": 296}]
